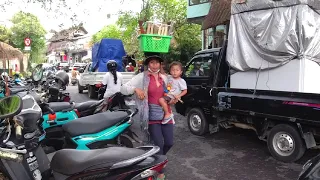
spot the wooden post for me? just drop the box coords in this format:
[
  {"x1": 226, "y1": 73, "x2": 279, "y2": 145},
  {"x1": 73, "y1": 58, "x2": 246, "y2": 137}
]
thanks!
[
  {"x1": 163, "y1": 24, "x2": 168, "y2": 36},
  {"x1": 150, "y1": 22, "x2": 154, "y2": 34}
]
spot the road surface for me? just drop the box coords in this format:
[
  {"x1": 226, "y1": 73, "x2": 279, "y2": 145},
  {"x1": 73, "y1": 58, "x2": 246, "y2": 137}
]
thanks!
[{"x1": 68, "y1": 85, "x2": 317, "y2": 180}]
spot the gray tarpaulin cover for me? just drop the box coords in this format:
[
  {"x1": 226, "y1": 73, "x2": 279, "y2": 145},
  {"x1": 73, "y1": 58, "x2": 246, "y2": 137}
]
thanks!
[{"x1": 226, "y1": 0, "x2": 320, "y2": 71}]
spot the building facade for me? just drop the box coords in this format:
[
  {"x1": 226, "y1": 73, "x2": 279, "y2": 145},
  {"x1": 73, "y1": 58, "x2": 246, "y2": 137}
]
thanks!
[
  {"x1": 187, "y1": 0, "x2": 229, "y2": 50},
  {"x1": 46, "y1": 25, "x2": 91, "y2": 65}
]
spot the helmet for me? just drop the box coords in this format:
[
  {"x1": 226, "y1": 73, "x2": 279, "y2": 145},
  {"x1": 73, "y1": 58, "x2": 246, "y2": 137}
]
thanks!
[{"x1": 107, "y1": 60, "x2": 117, "y2": 71}]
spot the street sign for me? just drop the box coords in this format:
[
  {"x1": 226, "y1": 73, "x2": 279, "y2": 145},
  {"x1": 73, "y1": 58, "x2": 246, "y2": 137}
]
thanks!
[
  {"x1": 24, "y1": 46, "x2": 31, "y2": 51},
  {"x1": 24, "y1": 38, "x2": 31, "y2": 46}
]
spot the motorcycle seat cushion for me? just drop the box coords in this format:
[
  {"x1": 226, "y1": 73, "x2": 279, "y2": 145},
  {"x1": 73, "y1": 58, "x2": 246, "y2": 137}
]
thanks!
[
  {"x1": 62, "y1": 111, "x2": 128, "y2": 137},
  {"x1": 10, "y1": 88, "x2": 26, "y2": 94},
  {"x1": 47, "y1": 102, "x2": 73, "y2": 112},
  {"x1": 74, "y1": 100, "x2": 103, "y2": 112},
  {"x1": 51, "y1": 147, "x2": 146, "y2": 175}
]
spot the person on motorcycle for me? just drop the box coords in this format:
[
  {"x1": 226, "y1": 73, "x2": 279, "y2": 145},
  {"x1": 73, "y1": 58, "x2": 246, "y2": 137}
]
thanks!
[
  {"x1": 71, "y1": 68, "x2": 78, "y2": 78},
  {"x1": 0, "y1": 75, "x2": 10, "y2": 98},
  {"x1": 102, "y1": 60, "x2": 123, "y2": 111},
  {"x1": 71, "y1": 67, "x2": 79, "y2": 85}
]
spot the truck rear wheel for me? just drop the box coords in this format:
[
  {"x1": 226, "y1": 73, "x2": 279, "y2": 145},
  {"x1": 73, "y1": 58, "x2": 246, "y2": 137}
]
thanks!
[
  {"x1": 88, "y1": 85, "x2": 97, "y2": 99},
  {"x1": 267, "y1": 124, "x2": 306, "y2": 162},
  {"x1": 187, "y1": 108, "x2": 209, "y2": 136}
]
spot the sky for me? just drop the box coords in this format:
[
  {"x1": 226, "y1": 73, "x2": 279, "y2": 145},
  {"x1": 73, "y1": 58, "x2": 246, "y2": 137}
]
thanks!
[{"x1": 0, "y1": 0, "x2": 143, "y2": 35}]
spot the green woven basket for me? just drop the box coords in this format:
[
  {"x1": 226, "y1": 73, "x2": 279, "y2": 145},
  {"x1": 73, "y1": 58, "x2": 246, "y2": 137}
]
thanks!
[{"x1": 138, "y1": 34, "x2": 172, "y2": 53}]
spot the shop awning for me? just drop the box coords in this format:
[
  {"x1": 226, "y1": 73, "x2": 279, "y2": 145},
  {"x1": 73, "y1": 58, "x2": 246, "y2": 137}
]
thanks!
[
  {"x1": 202, "y1": 0, "x2": 232, "y2": 30},
  {"x1": 0, "y1": 42, "x2": 23, "y2": 59}
]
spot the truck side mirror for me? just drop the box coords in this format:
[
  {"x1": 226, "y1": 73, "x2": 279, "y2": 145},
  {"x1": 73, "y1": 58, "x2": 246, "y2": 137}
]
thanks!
[{"x1": 79, "y1": 68, "x2": 84, "y2": 73}]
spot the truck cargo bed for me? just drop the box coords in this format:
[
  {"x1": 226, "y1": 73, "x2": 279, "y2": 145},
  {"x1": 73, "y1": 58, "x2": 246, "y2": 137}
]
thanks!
[{"x1": 216, "y1": 88, "x2": 320, "y2": 126}]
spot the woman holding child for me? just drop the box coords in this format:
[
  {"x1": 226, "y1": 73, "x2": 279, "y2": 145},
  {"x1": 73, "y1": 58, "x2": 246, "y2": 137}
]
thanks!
[{"x1": 121, "y1": 55, "x2": 187, "y2": 180}]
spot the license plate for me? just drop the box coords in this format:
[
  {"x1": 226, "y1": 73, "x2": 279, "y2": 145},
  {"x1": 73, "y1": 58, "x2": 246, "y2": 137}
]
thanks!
[{"x1": 28, "y1": 160, "x2": 39, "y2": 171}]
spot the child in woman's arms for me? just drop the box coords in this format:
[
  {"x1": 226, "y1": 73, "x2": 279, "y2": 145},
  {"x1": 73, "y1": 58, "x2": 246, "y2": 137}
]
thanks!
[{"x1": 159, "y1": 61, "x2": 187, "y2": 124}]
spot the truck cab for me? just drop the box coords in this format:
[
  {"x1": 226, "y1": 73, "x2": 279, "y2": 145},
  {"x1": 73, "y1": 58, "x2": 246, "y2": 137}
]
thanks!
[
  {"x1": 176, "y1": 47, "x2": 226, "y2": 135},
  {"x1": 175, "y1": 42, "x2": 320, "y2": 162}
]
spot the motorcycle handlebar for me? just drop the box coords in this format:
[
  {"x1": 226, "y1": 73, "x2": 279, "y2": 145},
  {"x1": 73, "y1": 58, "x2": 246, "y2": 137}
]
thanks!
[
  {"x1": 44, "y1": 104, "x2": 55, "y2": 114},
  {"x1": 14, "y1": 116, "x2": 24, "y2": 140},
  {"x1": 15, "y1": 125, "x2": 22, "y2": 140}
]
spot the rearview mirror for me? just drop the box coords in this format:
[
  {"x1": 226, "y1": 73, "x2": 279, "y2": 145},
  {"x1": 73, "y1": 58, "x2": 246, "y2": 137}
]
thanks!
[
  {"x1": 0, "y1": 95, "x2": 23, "y2": 119},
  {"x1": 32, "y1": 64, "x2": 44, "y2": 82},
  {"x1": 79, "y1": 68, "x2": 84, "y2": 73}
]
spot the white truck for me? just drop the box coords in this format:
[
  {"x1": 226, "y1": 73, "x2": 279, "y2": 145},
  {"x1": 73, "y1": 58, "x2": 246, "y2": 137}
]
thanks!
[{"x1": 78, "y1": 62, "x2": 135, "y2": 99}]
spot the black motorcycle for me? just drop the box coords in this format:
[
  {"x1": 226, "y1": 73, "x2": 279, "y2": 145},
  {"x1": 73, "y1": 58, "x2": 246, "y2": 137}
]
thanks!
[
  {"x1": 33, "y1": 64, "x2": 70, "y2": 103},
  {"x1": 0, "y1": 95, "x2": 168, "y2": 180}
]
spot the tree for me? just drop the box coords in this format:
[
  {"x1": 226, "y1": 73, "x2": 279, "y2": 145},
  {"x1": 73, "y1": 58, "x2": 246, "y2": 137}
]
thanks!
[
  {"x1": 91, "y1": 0, "x2": 202, "y2": 63},
  {"x1": 129, "y1": 0, "x2": 202, "y2": 64},
  {"x1": 0, "y1": 25, "x2": 12, "y2": 45},
  {"x1": 10, "y1": 11, "x2": 47, "y2": 64},
  {"x1": 91, "y1": 24, "x2": 122, "y2": 44},
  {"x1": 116, "y1": 11, "x2": 141, "y2": 55}
]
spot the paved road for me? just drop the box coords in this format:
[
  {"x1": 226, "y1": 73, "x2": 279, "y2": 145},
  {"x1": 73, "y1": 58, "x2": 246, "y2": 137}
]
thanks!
[{"x1": 67, "y1": 85, "x2": 318, "y2": 180}]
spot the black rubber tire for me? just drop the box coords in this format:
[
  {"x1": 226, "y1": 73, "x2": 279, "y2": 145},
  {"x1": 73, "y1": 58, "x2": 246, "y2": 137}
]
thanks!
[
  {"x1": 88, "y1": 85, "x2": 97, "y2": 99},
  {"x1": 187, "y1": 108, "x2": 209, "y2": 136},
  {"x1": 78, "y1": 82, "x2": 83, "y2": 93},
  {"x1": 267, "y1": 124, "x2": 306, "y2": 162}
]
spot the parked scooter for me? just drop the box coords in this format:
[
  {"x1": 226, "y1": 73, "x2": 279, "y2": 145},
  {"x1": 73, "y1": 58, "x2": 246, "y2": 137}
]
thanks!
[
  {"x1": 33, "y1": 64, "x2": 71, "y2": 103},
  {"x1": 0, "y1": 95, "x2": 168, "y2": 180},
  {"x1": 39, "y1": 102, "x2": 140, "y2": 151},
  {"x1": 30, "y1": 65, "x2": 139, "y2": 151}
]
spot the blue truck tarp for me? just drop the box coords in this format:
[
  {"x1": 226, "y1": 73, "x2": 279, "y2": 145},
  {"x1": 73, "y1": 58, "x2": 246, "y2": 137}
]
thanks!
[{"x1": 91, "y1": 39, "x2": 126, "y2": 72}]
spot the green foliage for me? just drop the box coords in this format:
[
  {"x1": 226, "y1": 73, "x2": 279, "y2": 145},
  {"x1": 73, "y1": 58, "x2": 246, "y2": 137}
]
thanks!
[
  {"x1": 0, "y1": 26, "x2": 12, "y2": 44},
  {"x1": 0, "y1": 11, "x2": 47, "y2": 71},
  {"x1": 91, "y1": 25, "x2": 122, "y2": 44},
  {"x1": 8, "y1": 11, "x2": 47, "y2": 66},
  {"x1": 151, "y1": 0, "x2": 201, "y2": 64},
  {"x1": 116, "y1": 11, "x2": 142, "y2": 56},
  {"x1": 116, "y1": 0, "x2": 202, "y2": 64},
  {"x1": 10, "y1": 11, "x2": 46, "y2": 53},
  {"x1": 29, "y1": 48, "x2": 46, "y2": 64},
  {"x1": 173, "y1": 23, "x2": 202, "y2": 64}
]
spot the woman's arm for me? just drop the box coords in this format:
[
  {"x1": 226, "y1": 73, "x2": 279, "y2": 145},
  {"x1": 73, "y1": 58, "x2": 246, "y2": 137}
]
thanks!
[{"x1": 120, "y1": 73, "x2": 143, "y2": 95}]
